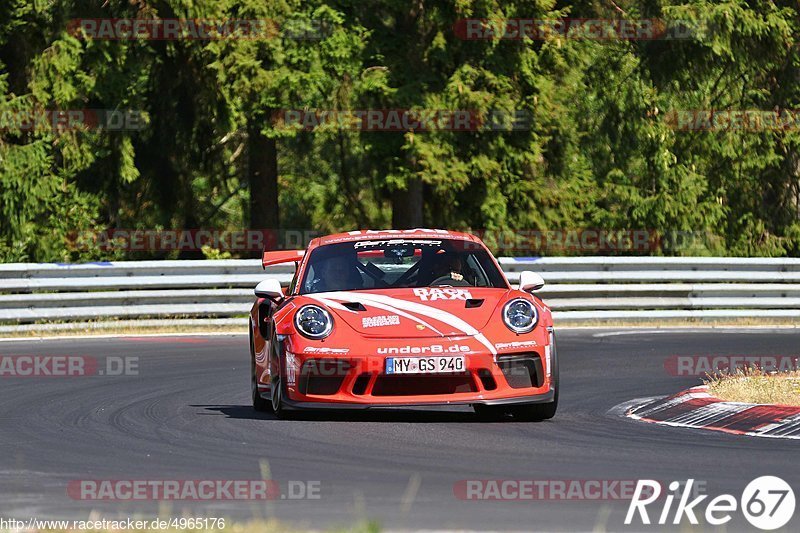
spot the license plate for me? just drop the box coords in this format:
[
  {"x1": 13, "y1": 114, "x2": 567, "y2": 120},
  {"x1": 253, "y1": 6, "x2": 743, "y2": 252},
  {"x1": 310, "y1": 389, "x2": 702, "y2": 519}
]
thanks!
[{"x1": 385, "y1": 356, "x2": 465, "y2": 375}]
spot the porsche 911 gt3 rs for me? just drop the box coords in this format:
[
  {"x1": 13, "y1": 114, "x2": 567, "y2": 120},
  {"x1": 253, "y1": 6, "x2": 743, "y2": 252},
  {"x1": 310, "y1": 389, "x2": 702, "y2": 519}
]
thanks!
[{"x1": 249, "y1": 229, "x2": 558, "y2": 420}]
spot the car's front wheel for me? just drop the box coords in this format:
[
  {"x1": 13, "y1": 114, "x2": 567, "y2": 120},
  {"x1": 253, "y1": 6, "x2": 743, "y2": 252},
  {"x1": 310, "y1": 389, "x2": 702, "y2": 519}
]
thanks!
[
  {"x1": 508, "y1": 394, "x2": 558, "y2": 421},
  {"x1": 269, "y1": 339, "x2": 294, "y2": 419},
  {"x1": 472, "y1": 403, "x2": 507, "y2": 421},
  {"x1": 252, "y1": 372, "x2": 273, "y2": 412},
  {"x1": 475, "y1": 329, "x2": 560, "y2": 422},
  {"x1": 251, "y1": 330, "x2": 272, "y2": 413},
  {"x1": 271, "y1": 373, "x2": 297, "y2": 419},
  {"x1": 513, "y1": 330, "x2": 559, "y2": 421}
]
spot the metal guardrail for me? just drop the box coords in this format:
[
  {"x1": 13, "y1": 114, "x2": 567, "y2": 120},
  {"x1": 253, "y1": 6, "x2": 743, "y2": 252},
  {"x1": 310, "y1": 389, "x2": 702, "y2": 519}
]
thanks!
[{"x1": 1, "y1": 258, "x2": 800, "y2": 325}]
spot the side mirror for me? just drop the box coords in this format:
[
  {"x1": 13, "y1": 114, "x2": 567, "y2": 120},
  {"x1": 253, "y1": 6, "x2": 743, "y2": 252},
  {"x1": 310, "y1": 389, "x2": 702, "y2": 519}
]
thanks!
[
  {"x1": 518, "y1": 271, "x2": 545, "y2": 292},
  {"x1": 254, "y1": 278, "x2": 284, "y2": 301}
]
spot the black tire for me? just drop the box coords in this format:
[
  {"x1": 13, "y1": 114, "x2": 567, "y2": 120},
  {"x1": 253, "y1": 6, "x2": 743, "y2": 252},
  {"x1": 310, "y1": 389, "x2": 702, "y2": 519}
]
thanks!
[
  {"x1": 510, "y1": 330, "x2": 559, "y2": 421},
  {"x1": 472, "y1": 403, "x2": 507, "y2": 421},
  {"x1": 270, "y1": 374, "x2": 294, "y2": 419},
  {"x1": 252, "y1": 371, "x2": 273, "y2": 412},
  {"x1": 508, "y1": 396, "x2": 557, "y2": 421},
  {"x1": 251, "y1": 330, "x2": 273, "y2": 413},
  {"x1": 270, "y1": 340, "x2": 294, "y2": 419}
]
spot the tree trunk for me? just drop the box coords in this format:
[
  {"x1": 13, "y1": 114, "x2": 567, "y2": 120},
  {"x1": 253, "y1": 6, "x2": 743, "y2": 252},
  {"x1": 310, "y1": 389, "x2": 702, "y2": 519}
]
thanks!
[
  {"x1": 392, "y1": 178, "x2": 424, "y2": 229},
  {"x1": 390, "y1": 2, "x2": 426, "y2": 230},
  {"x1": 248, "y1": 120, "x2": 279, "y2": 244}
]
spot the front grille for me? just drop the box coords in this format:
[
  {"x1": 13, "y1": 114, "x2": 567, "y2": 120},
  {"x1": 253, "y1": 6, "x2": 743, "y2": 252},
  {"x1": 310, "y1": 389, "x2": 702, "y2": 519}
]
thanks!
[
  {"x1": 352, "y1": 373, "x2": 371, "y2": 395},
  {"x1": 297, "y1": 359, "x2": 350, "y2": 396},
  {"x1": 372, "y1": 375, "x2": 477, "y2": 396},
  {"x1": 477, "y1": 369, "x2": 497, "y2": 391},
  {"x1": 498, "y1": 354, "x2": 544, "y2": 389}
]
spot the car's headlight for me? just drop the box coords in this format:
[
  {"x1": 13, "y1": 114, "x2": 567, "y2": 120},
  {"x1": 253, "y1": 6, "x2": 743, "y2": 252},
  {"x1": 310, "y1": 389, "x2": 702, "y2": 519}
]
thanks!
[
  {"x1": 295, "y1": 305, "x2": 333, "y2": 339},
  {"x1": 502, "y1": 298, "x2": 538, "y2": 334}
]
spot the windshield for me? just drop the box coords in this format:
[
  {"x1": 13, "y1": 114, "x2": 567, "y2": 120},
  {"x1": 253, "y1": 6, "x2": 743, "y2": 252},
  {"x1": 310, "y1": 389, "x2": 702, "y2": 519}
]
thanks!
[{"x1": 299, "y1": 238, "x2": 508, "y2": 294}]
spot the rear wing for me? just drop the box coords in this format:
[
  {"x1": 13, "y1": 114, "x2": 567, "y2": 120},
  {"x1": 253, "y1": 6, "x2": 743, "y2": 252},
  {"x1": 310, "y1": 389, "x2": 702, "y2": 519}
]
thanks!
[{"x1": 262, "y1": 250, "x2": 305, "y2": 270}]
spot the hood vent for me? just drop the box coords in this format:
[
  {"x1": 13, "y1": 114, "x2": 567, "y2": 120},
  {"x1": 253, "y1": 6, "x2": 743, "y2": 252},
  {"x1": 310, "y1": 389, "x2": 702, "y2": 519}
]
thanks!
[
  {"x1": 465, "y1": 299, "x2": 484, "y2": 308},
  {"x1": 342, "y1": 301, "x2": 367, "y2": 312}
]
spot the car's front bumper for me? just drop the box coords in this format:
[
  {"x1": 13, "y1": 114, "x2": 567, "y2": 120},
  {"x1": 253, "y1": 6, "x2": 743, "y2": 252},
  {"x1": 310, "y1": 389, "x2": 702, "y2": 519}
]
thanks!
[
  {"x1": 278, "y1": 389, "x2": 556, "y2": 410},
  {"x1": 270, "y1": 348, "x2": 554, "y2": 409}
]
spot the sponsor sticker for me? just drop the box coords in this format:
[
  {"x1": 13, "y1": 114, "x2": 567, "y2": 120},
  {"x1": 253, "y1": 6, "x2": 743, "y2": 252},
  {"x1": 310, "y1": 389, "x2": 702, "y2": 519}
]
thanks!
[
  {"x1": 412, "y1": 288, "x2": 473, "y2": 301},
  {"x1": 377, "y1": 344, "x2": 470, "y2": 355},
  {"x1": 495, "y1": 340, "x2": 538, "y2": 350},
  {"x1": 362, "y1": 315, "x2": 401, "y2": 328},
  {"x1": 302, "y1": 347, "x2": 350, "y2": 354},
  {"x1": 354, "y1": 239, "x2": 441, "y2": 249}
]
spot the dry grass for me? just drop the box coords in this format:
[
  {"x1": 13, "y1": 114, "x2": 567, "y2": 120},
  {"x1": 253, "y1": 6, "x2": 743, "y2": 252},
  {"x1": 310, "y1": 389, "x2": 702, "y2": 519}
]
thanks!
[{"x1": 706, "y1": 369, "x2": 800, "y2": 407}]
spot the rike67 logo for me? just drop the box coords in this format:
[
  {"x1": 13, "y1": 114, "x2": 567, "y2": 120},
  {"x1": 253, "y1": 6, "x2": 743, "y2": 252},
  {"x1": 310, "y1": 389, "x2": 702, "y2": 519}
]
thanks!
[{"x1": 626, "y1": 477, "x2": 795, "y2": 530}]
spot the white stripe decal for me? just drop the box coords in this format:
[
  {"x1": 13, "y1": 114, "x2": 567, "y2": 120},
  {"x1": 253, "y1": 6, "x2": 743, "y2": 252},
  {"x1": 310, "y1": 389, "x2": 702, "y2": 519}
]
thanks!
[
  {"x1": 313, "y1": 292, "x2": 445, "y2": 336},
  {"x1": 350, "y1": 299, "x2": 446, "y2": 337},
  {"x1": 330, "y1": 291, "x2": 497, "y2": 355}
]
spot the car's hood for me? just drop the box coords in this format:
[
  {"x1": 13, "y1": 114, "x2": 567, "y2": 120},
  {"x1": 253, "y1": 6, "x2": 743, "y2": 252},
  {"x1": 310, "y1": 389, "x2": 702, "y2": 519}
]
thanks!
[{"x1": 303, "y1": 287, "x2": 511, "y2": 339}]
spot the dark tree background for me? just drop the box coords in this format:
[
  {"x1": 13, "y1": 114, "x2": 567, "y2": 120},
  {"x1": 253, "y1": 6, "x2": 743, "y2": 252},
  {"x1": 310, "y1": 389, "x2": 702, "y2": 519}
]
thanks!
[{"x1": 1, "y1": 0, "x2": 799, "y2": 260}]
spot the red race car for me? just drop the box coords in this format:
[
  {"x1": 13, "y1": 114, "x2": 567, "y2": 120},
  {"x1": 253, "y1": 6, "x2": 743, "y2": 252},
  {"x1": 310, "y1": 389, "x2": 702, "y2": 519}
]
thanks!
[{"x1": 249, "y1": 229, "x2": 558, "y2": 420}]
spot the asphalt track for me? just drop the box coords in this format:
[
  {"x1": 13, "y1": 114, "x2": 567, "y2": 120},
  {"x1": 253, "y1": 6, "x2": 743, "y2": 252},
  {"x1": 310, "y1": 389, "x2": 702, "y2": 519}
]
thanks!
[{"x1": 0, "y1": 330, "x2": 798, "y2": 532}]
